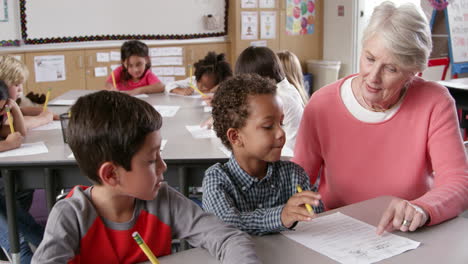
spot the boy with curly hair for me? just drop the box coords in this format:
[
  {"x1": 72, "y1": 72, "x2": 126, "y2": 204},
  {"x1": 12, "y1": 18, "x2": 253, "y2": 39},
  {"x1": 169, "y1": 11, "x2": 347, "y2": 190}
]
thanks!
[
  {"x1": 202, "y1": 74, "x2": 323, "y2": 235},
  {"x1": 32, "y1": 91, "x2": 260, "y2": 264}
]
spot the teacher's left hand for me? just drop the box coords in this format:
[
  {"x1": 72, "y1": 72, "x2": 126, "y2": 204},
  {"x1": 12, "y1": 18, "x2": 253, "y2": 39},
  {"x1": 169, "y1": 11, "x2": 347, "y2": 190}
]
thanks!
[{"x1": 376, "y1": 198, "x2": 428, "y2": 235}]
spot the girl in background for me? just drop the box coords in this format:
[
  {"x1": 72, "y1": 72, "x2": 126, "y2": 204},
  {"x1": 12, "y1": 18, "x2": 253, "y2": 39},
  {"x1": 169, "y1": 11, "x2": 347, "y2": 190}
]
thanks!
[
  {"x1": 167, "y1": 52, "x2": 232, "y2": 96},
  {"x1": 105, "y1": 40, "x2": 165, "y2": 95},
  {"x1": 235, "y1": 46, "x2": 304, "y2": 150},
  {"x1": 277, "y1": 51, "x2": 309, "y2": 106}
]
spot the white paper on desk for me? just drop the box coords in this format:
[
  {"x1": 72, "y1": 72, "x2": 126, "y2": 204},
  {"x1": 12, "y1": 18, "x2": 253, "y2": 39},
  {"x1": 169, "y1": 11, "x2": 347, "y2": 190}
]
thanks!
[
  {"x1": 161, "y1": 139, "x2": 167, "y2": 151},
  {"x1": 169, "y1": 93, "x2": 202, "y2": 99},
  {"x1": 68, "y1": 153, "x2": 74, "y2": 159},
  {"x1": 31, "y1": 121, "x2": 61, "y2": 131},
  {"x1": 204, "y1": 106, "x2": 212, "y2": 112},
  {"x1": 186, "y1": 125, "x2": 216, "y2": 139},
  {"x1": 153, "y1": 105, "x2": 180, "y2": 117},
  {"x1": 438, "y1": 80, "x2": 468, "y2": 90},
  {"x1": 282, "y1": 212, "x2": 420, "y2": 264},
  {"x1": 134, "y1": 94, "x2": 149, "y2": 98},
  {"x1": 48, "y1": 99, "x2": 76, "y2": 106},
  {"x1": 0, "y1": 142, "x2": 48, "y2": 158}
]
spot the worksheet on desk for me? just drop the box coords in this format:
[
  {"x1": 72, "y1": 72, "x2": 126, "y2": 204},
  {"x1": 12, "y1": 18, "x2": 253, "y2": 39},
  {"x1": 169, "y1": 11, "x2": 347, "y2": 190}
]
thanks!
[
  {"x1": 282, "y1": 212, "x2": 420, "y2": 264},
  {"x1": 0, "y1": 142, "x2": 48, "y2": 158}
]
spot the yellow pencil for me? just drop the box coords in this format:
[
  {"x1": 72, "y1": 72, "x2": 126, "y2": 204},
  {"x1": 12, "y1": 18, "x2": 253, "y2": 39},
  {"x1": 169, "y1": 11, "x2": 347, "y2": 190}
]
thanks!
[
  {"x1": 132, "y1": 232, "x2": 160, "y2": 264},
  {"x1": 5, "y1": 106, "x2": 15, "y2": 133},
  {"x1": 111, "y1": 71, "x2": 117, "y2": 89},
  {"x1": 188, "y1": 64, "x2": 206, "y2": 97},
  {"x1": 43, "y1": 88, "x2": 51, "y2": 111},
  {"x1": 296, "y1": 185, "x2": 314, "y2": 214}
]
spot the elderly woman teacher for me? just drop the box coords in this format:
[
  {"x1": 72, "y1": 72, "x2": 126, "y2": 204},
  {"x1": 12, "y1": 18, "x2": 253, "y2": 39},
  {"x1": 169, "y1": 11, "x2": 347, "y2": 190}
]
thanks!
[{"x1": 293, "y1": 1, "x2": 468, "y2": 234}]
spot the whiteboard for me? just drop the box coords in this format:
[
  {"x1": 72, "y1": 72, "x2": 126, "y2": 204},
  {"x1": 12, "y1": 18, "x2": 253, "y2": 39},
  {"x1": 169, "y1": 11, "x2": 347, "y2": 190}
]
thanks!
[
  {"x1": 0, "y1": 0, "x2": 21, "y2": 46},
  {"x1": 446, "y1": 0, "x2": 468, "y2": 63},
  {"x1": 22, "y1": 0, "x2": 226, "y2": 43}
]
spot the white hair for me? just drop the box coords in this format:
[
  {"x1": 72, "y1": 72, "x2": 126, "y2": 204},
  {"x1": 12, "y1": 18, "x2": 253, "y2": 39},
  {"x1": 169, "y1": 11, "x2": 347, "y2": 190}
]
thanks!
[{"x1": 362, "y1": 1, "x2": 432, "y2": 72}]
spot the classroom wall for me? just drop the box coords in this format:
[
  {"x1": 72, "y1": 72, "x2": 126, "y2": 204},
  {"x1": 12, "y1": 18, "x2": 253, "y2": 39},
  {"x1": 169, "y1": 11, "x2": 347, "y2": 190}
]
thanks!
[{"x1": 229, "y1": 0, "x2": 324, "y2": 71}]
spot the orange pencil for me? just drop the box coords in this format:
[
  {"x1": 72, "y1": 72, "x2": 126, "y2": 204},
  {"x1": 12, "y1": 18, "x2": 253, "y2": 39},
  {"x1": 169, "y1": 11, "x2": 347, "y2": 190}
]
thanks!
[
  {"x1": 111, "y1": 71, "x2": 117, "y2": 89},
  {"x1": 6, "y1": 106, "x2": 14, "y2": 133}
]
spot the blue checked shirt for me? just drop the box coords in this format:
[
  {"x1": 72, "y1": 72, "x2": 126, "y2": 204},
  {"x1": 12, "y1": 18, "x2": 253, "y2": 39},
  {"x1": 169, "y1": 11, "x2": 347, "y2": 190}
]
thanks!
[{"x1": 202, "y1": 156, "x2": 324, "y2": 235}]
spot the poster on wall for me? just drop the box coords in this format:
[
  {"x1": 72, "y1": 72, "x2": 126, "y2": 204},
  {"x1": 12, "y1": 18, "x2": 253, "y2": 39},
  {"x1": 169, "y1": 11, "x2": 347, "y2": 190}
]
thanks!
[
  {"x1": 259, "y1": 0, "x2": 275, "y2": 8},
  {"x1": 0, "y1": 0, "x2": 8, "y2": 22},
  {"x1": 241, "y1": 0, "x2": 257, "y2": 8},
  {"x1": 34, "y1": 55, "x2": 66, "y2": 82},
  {"x1": 260, "y1": 11, "x2": 276, "y2": 39},
  {"x1": 286, "y1": 0, "x2": 315, "y2": 35},
  {"x1": 241, "y1": 11, "x2": 258, "y2": 40}
]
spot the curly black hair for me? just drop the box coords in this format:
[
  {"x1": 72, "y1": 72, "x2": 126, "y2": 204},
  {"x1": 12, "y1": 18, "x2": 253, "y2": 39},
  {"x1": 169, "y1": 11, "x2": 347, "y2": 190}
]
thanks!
[
  {"x1": 194, "y1": 52, "x2": 232, "y2": 84},
  {"x1": 212, "y1": 74, "x2": 277, "y2": 150}
]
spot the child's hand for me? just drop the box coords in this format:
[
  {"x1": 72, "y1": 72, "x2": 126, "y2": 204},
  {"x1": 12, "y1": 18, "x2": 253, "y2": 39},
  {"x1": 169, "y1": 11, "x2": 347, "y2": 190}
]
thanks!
[
  {"x1": 53, "y1": 113, "x2": 60, "y2": 120},
  {"x1": 39, "y1": 109, "x2": 54, "y2": 122},
  {"x1": 281, "y1": 190, "x2": 321, "y2": 228},
  {"x1": 200, "y1": 116, "x2": 214, "y2": 129},
  {"x1": 202, "y1": 94, "x2": 214, "y2": 106},
  {"x1": 5, "y1": 132, "x2": 24, "y2": 149},
  {"x1": 170, "y1": 87, "x2": 194, "y2": 96}
]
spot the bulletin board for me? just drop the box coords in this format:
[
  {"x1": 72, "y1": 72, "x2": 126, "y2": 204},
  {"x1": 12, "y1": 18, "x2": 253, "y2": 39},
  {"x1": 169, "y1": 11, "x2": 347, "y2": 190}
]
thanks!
[
  {"x1": 446, "y1": 0, "x2": 468, "y2": 64},
  {"x1": 20, "y1": 0, "x2": 228, "y2": 44}
]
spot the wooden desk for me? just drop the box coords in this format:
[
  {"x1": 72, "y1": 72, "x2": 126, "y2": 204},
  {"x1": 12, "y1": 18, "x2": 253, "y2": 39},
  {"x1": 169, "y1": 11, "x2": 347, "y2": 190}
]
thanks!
[
  {"x1": 1, "y1": 90, "x2": 229, "y2": 264},
  {"x1": 158, "y1": 196, "x2": 468, "y2": 264}
]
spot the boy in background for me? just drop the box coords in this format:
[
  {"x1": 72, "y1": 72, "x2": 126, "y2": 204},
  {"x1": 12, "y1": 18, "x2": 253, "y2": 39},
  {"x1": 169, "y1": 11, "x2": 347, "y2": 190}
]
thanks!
[
  {"x1": 203, "y1": 74, "x2": 323, "y2": 235},
  {"x1": 33, "y1": 91, "x2": 260, "y2": 264}
]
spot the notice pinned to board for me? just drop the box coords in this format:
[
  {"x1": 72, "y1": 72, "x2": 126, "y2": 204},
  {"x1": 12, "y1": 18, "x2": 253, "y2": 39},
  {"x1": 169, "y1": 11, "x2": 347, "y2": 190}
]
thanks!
[
  {"x1": 260, "y1": 11, "x2": 276, "y2": 39},
  {"x1": 34, "y1": 55, "x2": 66, "y2": 82},
  {"x1": 110, "y1": 51, "x2": 121, "y2": 61},
  {"x1": 96, "y1": 52, "x2": 110, "y2": 62},
  {"x1": 241, "y1": 11, "x2": 258, "y2": 40},
  {"x1": 94, "y1": 67, "x2": 108, "y2": 77},
  {"x1": 150, "y1": 47, "x2": 183, "y2": 57}
]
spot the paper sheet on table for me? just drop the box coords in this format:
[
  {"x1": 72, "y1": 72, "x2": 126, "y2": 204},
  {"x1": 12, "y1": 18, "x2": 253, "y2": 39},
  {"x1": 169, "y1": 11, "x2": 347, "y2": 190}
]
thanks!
[
  {"x1": 219, "y1": 145, "x2": 294, "y2": 158},
  {"x1": 282, "y1": 212, "x2": 420, "y2": 264},
  {"x1": 0, "y1": 142, "x2": 49, "y2": 158},
  {"x1": 48, "y1": 99, "x2": 76, "y2": 106},
  {"x1": 31, "y1": 121, "x2": 61, "y2": 131},
  {"x1": 438, "y1": 80, "x2": 468, "y2": 90},
  {"x1": 168, "y1": 93, "x2": 203, "y2": 99},
  {"x1": 134, "y1": 94, "x2": 149, "y2": 98},
  {"x1": 186, "y1": 125, "x2": 216, "y2": 139},
  {"x1": 204, "y1": 106, "x2": 212, "y2": 112},
  {"x1": 153, "y1": 105, "x2": 180, "y2": 117}
]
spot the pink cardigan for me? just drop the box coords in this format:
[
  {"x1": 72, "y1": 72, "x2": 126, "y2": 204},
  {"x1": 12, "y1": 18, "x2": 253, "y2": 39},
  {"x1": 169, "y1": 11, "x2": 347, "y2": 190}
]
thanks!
[{"x1": 292, "y1": 75, "x2": 468, "y2": 225}]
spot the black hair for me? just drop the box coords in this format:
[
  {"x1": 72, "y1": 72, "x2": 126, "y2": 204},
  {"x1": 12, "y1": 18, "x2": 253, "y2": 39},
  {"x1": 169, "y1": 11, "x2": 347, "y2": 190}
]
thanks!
[
  {"x1": 194, "y1": 52, "x2": 233, "y2": 84},
  {"x1": 212, "y1": 74, "x2": 277, "y2": 150},
  {"x1": 68, "y1": 91, "x2": 162, "y2": 184},
  {"x1": 235, "y1": 46, "x2": 285, "y2": 83},
  {"x1": 120, "y1": 40, "x2": 151, "y2": 82}
]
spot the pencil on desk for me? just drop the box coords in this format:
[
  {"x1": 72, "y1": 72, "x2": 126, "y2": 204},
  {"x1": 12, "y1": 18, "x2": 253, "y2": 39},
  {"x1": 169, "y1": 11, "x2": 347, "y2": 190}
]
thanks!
[
  {"x1": 5, "y1": 106, "x2": 14, "y2": 133},
  {"x1": 188, "y1": 64, "x2": 206, "y2": 97},
  {"x1": 132, "y1": 231, "x2": 160, "y2": 264},
  {"x1": 296, "y1": 185, "x2": 314, "y2": 214},
  {"x1": 43, "y1": 87, "x2": 51, "y2": 111},
  {"x1": 111, "y1": 71, "x2": 117, "y2": 89}
]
